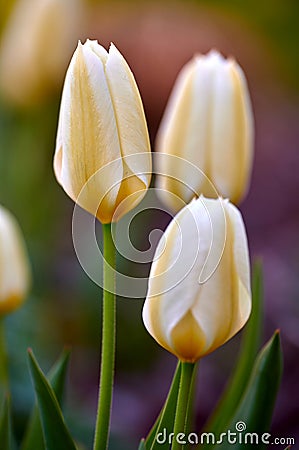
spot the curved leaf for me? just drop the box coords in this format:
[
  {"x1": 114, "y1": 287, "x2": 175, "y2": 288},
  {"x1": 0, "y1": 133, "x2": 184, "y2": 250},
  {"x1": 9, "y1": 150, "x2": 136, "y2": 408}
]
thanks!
[
  {"x1": 27, "y1": 349, "x2": 77, "y2": 450},
  {"x1": 22, "y1": 349, "x2": 70, "y2": 450},
  {"x1": 145, "y1": 361, "x2": 181, "y2": 450},
  {"x1": 219, "y1": 331, "x2": 283, "y2": 450}
]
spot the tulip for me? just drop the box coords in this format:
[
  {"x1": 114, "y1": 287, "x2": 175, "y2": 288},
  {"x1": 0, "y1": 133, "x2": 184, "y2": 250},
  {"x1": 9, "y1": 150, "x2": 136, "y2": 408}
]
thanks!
[
  {"x1": 54, "y1": 39, "x2": 151, "y2": 224},
  {"x1": 155, "y1": 50, "x2": 254, "y2": 212},
  {"x1": 142, "y1": 196, "x2": 251, "y2": 363},
  {"x1": 0, "y1": 206, "x2": 31, "y2": 315},
  {"x1": 0, "y1": 0, "x2": 82, "y2": 106}
]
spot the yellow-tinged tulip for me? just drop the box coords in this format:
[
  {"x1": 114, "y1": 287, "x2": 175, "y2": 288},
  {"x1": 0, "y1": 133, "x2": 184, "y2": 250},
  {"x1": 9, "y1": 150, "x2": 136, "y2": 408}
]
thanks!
[
  {"x1": 54, "y1": 39, "x2": 151, "y2": 224},
  {"x1": 142, "y1": 196, "x2": 251, "y2": 363},
  {"x1": 0, "y1": 0, "x2": 82, "y2": 106},
  {"x1": 0, "y1": 206, "x2": 31, "y2": 315},
  {"x1": 156, "y1": 50, "x2": 254, "y2": 211}
]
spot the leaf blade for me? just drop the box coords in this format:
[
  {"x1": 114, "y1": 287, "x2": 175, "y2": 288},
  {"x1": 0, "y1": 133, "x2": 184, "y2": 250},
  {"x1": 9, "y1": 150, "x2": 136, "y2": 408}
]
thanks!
[
  {"x1": 27, "y1": 349, "x2": 77, "y2": 450},
  {"x1": 147, "y1": 361, "x2": 183, "y2": 450},
  {"x1": 213, "y1": 331, "x2": 283, "y2": 450},
  {"x1": 21, "y1": 349, "x2": 71, "y2": 450}
]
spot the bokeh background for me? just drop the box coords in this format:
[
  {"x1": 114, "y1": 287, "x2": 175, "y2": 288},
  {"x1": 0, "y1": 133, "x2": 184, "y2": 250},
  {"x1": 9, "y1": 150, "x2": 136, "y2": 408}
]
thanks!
[{"x1": 0, "y1": 0, "x2": 298, "y2": 448}]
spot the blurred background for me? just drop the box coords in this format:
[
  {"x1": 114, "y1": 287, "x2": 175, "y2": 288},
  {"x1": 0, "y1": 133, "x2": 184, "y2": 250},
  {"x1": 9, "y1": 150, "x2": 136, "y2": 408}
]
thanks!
[{"x1": 0, "y1": 0, "x2": 298, "y2": 448}]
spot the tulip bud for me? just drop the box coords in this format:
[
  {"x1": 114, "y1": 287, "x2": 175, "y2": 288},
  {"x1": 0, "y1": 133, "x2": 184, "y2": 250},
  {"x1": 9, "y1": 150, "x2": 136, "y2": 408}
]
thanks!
[
  {"x1": 156, "y1": 50, "x2": 254, "y2": 211},
  {"x1": 0, "y1": 206, "x2": 31, "y2": 315},
  {"x1": 0, "y1": 0, "x2": 82, "y2": 106},
  {"x1": 54, "y1": 40, "x2": 151, "y2": 224},
  {"x1": 142, "y1": 196, "x2": 251, "y2": 363}
]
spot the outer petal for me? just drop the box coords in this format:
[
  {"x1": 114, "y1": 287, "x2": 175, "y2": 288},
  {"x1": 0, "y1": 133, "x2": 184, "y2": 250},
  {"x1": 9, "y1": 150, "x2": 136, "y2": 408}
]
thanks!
[
  {"x1": 0, "y1": 207, "x2": 31, "y2": 314},
  {"x1": 210, "y1": 59, "x2": 254, "y2": 203},
  {"x1": 191, "y1": 199, "x2": 251, "y2": 356},
  {"x1": 105, "y1": 43, "x2": 151, "y2": 188},
  {"x1": 155, "y1": 53, "x2": 225, "y2": 211},
  {"x1": 53, "y1": 41, "x2": 124, "y2": 223}
]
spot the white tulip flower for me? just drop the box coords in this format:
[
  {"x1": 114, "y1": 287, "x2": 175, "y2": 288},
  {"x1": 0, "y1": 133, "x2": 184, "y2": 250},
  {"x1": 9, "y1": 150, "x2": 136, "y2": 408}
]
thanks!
[
  {"x1": 54, "y1": 40, "x2": 152, "y2": 223},
  {"x1": 156, "y1": 51, "x2": 254, "y2": 212},
  {"x1": 143, "y1": 196, "x2": 251, "y2": 362}
]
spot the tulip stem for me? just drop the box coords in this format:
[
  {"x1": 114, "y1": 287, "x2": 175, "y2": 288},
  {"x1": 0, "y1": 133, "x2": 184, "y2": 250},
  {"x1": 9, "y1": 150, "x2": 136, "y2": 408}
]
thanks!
[
  {"x1": 94, "y1": 223, "x2": 116, "y2": 450},
  {"x1": 172, "y1": 362, "x2": 196, "y2": 450},
  {"x1": 0, "y1": 319, "x2": 9, "y2": 402}
]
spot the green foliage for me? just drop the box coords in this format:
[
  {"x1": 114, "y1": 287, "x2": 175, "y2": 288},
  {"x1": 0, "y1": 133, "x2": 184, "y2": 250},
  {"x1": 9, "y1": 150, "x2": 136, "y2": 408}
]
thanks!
[
  {"x1": 27, "y1": 350, "x2": 77, "y2": 450},
  {"x1": 224, "y1": 331, "x2": 283, "y2": 449},
  {"x1": 145, "y1": 362, "x2": 181, "y2": 450},
  {"x1": 22, "y1": 349, "x2": 70, "y2": 450}
]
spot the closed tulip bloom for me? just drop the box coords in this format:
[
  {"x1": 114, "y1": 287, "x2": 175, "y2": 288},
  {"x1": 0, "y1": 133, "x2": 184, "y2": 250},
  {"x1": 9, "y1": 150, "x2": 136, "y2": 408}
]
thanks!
[
  {"x1": 0, "y1": 206, "x2": 31, "y2": 315},
  {"x1": 156, "y1": 50, "x2": 254, "y2": 212},
  {"x1": 142, "y1": 196, "x2": 251, "y2": 362},
  {"x1": 54, "y1": 39, "x2": 151, "y2": 224},
  {"x1": 0, "y1": 0, "x2": 82, "y2": 106}
]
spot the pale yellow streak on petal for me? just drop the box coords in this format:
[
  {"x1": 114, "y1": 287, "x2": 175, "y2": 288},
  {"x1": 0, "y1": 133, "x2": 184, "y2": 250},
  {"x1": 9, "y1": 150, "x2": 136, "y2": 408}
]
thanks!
[
  {"x1": 58, "y1": 43, "x2": 123, "y2": 217},
  {"x1": 228, "y1": 61, "x2": 254, "y2": 203},
  {"x1": 105, "y1": 44, "x2": 151, "y2": 187},
  {"x1": 155, "y1": 59, "x2": 199, "y2": 204}
]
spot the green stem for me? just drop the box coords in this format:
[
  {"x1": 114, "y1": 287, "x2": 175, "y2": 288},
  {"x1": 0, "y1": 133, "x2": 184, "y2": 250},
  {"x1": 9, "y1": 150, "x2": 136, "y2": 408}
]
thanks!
[
  {"x1": 93, "y1": 224, "x2": 116, "y2": 450},
  {"x1": 172, "y1": 362, "x2": 196, "y2": 450},
  {"x1": 0, "y1": 319, "x2": 9, "y2": 391}
]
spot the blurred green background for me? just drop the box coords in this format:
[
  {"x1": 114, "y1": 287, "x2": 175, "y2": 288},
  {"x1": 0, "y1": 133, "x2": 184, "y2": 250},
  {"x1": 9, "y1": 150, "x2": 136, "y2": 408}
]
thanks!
[{"x1": 0, "y1": 0, "x2": 298, "y2": 448}]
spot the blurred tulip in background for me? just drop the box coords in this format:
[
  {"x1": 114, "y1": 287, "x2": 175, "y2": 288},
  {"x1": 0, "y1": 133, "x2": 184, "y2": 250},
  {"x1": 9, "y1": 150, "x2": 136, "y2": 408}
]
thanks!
[
  {"x1": 0, "y1": 0, "x2": 83, "y2": 107},
  {"x1": 0, "y1": 205, "x2": 31, "y2": 315},
  {"x1": 155, "y1": 51, "x2": 254, "y2": 212}
]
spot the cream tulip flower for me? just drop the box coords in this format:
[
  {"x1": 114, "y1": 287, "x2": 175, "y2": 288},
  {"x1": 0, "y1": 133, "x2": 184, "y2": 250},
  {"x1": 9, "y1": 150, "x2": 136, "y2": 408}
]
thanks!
[
  {"x1": 142, "y1": 196, "x2": 251, "y2": 363},
  {"x1": 155, "y1": 50, "x2": 254, "y2": 212},
  {"x1": 0, "y1": 0, "x2": 82, "y2": 106},
  {"x1": 0, "y1": 206, "x2": 31, "y2": 315},
  {"x1": 54, "y1": 39, "x2": 151, "y2": 224}
]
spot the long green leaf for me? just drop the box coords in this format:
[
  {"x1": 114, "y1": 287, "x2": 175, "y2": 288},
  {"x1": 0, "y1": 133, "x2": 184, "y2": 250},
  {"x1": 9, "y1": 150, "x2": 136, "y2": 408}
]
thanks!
[
  {"x1": 204, "y1": 261, "x2": 263, "y2": 438},
  {"x1": 0, "y1": 395, "x2": 12, "y2": 450},
  {"x1": 145, "y1": 361, "x2": 181, "y2": 450},
  {"x1": 22, "y1": 349, "x2": 70, "y2": 450},
  {"x1": 217, "y1": 331, "x2": 283, "y2": 450},
  {"x1": 27, "y1": 349, "x2": 77, "y2": 450}
]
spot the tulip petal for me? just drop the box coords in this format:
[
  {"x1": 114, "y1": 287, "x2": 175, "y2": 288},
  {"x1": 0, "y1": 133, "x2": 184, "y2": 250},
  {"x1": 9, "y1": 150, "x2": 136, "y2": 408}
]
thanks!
[
  {"x1": 191, "y1": 200, "x2": 251, "y2": 355},
  {"x1": 224, "y1": 201, "x2": 251, "y2": 339},
  {"x1": 0, "y1": 207, "x2": 30, "y2": 314},
  {"x1": 210, "y1": 59, "x2": 254, "y2": 203},
  {"x1": 54, "y1": 42, "x2": 124, "y2": 222},
  {"x1": 105, "y1": 43, "x2": 151, "y2": 188}
]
